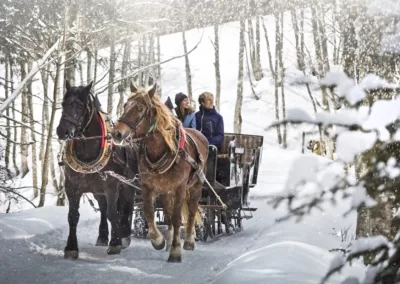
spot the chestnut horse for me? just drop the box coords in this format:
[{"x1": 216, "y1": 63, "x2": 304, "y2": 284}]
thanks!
[{"x1": 111, "y1": 83, "x2": 209, "y2": 262}]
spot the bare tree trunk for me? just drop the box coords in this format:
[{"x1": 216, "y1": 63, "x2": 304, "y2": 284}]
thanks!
[
  {"x1": 279, "y1": 12, "x2": 287, "y2": 148},
  {"x1": 291, "y1": 9, "x2": 305, "y2": 71},
  {"x1": 5, "y1": 54, "x2": 10, "y2": 169},
  {"x1": 182, "y1": 29, "x2": 193, "y2": 102},
  {"x1": 93, "y1": 50, "x2": 98, "y2": 85},
  {"x1": 214, "y1": 24, "x2": 221, "y2": 112},
  {"x1": 107, "y1": 24, "x2": 116, "y2": 115},
  {"x1": 39, "y1": 60, "x2": 61, "y2": 207},
  {"x1": 137, "y1": 36, "x2": 143, "y2": 86},
  {"x1": 78, "y1": 60, "x2": 84, "y2": 85},
  {"x1": 10, "y1": 60, "x2": 19, "y2": 176},
  {"x1": 86, "y1": 48, "x2": 92, "y2": 84},
  {"x1": 261, "y1": 16, "x2": 275, "y2": 78},
  {"x1": 234, "y1": 17, "x2": 245, "y2": 134},
  {"x1": 316, "y1": 2, "x2": 330, "y2": 73},
  {"x1": 39, "y1": 70, "x2": 49, "y2": 164},
  {"x1": 143, "y1": 33, "x2": 155, "y2": 88},
  {"x1": 118, "y1": 38, "x2": 131, "y2": 116},
  {"x1": 20, "y1": 61, "x2": 29, "y2": 178},
  {"x1": 274, "y1": 13, "x2": 283, "y2": 144},
  {"x1": 254, "y1": 16, "x2": 263, "y2": 81},
  {"x1": 27, "y1": 62, "x2": 38, "y2": 198},
  {"x1": 156, "y1": 35, "x2": 162, "y2": 97},
  {"x1": 300, "y1": 9, "x2": 304, "y2": 59}
]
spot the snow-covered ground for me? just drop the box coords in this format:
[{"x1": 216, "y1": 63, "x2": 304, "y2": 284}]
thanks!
[{"x1": 0, "y1": 11, "x2": 366, "y2": 283}]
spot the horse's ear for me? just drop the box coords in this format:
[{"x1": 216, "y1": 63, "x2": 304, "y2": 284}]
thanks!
[
  {"x1": 84, "y1": 81, "x2": 93, "y2": 93},
  {"x1": 66, "y1": 80, "x2": 71, "y2": 91},
  {"x1": 130, "y1": 81, "x2": 138, "y2": 93},
  {"x1": 148, "y1": 84, "x2": 157, "y2": 98}
]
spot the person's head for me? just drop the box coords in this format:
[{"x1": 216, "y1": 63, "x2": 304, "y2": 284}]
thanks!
[
  {"x1": 175, "y1": 92, "x2": 193, "y2": 117},
  {"x1": 198, "y1": 92, "x2": 214, "y2": 110}
]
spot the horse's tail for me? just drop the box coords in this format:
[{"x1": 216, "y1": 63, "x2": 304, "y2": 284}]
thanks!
[{"x1": 181, "y1": 190, "x2": 203, "y2": 226}]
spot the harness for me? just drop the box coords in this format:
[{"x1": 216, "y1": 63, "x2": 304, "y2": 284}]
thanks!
[{"x1": 59, "y1": 94, "x2": 114, "y2": 174}]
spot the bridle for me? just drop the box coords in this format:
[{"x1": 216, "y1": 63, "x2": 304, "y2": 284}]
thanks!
[
  {"x1": 61, "y1": 93, "x2": 110, "y2": 141},
  {"x1": 117, "y1": 99, "x2": 157, "y2": 143}
]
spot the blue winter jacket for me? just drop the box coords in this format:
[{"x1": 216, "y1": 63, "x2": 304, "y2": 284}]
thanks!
[
  {"x1": 181, "y1": 112, "x2": 196, "y2": 129},
  {"x1": 195, "y1": 106, "x2": 224, "y2": 149}
]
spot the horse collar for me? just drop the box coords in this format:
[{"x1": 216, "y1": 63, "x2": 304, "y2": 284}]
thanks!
[{"x1": 62, "y1": 111, "x2": 114, "y2": 174}]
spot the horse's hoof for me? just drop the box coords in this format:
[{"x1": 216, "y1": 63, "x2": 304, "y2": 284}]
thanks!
[
  {"x1": 95, "y1": 238, "x2": 109, "y2": 247},
  {"x1": 183, "y1": 241, "x2": 195, "y2": 251},
  {"x1": 64, "y1": 250, "x2": 79, "y2": 259},
  {"x1": 107, "y1": 245, "x2": 122, "y2": 255},
  {"x1": 151, "y1": 238, "x2": 165, "y2": 250},
  {"x1": 121, "y1": 237, "x2": 131, "y2": 249},
  {"x1": 167, "y1": 255, "x2": 182, "y2": 263}
]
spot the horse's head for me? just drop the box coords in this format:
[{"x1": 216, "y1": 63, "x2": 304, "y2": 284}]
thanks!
[
  {"x1": 112, "y1": 82, "x2": 158, "y2": 145},
  {"x1": 56, "y1": 80, "x2": 94, "y2": 140}
]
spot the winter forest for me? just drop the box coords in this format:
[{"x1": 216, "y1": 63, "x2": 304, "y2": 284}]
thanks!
[{"x1": 1, "y1": 0, "x2": 400, "y2": 283}]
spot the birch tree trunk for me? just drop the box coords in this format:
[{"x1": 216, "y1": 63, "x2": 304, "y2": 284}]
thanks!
[
  {"x1": 39, "y1": 58, "x2": 61, "y2": 207},
  {"x1": 234, "y1": 17, "x2": 245, "y2": 134},
  {"x1": 107, "y1": 23, "x2": 116, "y2": 115},
  {"x1": 39, "y1": 69, "x2": 49, "y2": 164},
  {"x1": 20, "y1": 61, "x2": 29, "y2": 178},
  {"x1": 156, "y1": 35, "x2": 162, "y2": 97},
  {"x1": 279, "y1": 12, "x2": 287, "y2": 148},
  {"x1": 182, "y1": 29, "x2": 193, "y2": 102},
  {"x1": 5, "y1": 55, "x2": 10, "y2": 169},
  {"x1": 118, "y1": 38, "x2": 131, "y2": 116},
  {"x1": 10, "y1": 60, "x2": 19, "y2": 176},
  {"x1": 93, "y1": 50, "x2": 98, "y2": 85},
  {"x1": 291, "y1": 9, "x2": 305, "y2": 71},
  {"x1": 86, "y1": 48, "x2": 92, "y2": 84},
  {"x1": 214, "y1": 24, "x2": 221, "y2": 112},
  {"x1": 261, "y1": 16, "x2": 275, "y2": 78},
  {"x1": 254, "y1": 16, "x2": 263, "y2": 81},
  {"x1": 27, "y1": 62, "x2": 38, "y2": 198},
  {"x1": 274, "y1": 13, "x2": 283, "y2": 144}
]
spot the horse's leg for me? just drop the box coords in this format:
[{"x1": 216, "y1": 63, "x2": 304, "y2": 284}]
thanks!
[
  {"x1": 183, "y1": 182, "x2": 202, "y2": 251},
  {"x1": 94, "y1": 194, "x2": 109, "y2": 246},
  {"x1": 142, "y1": 186, "x2": 165, "y2": 250},
  {"x1": 64, "y1": 189, "x2": 83, "y2": 259},
  {"x1": 120, "y1": 187, "x2": 134, "y2": 249},
  {"x1": 168, "y1": 186, "x2": 186, "y2": 263},
  {"x1": 161, "y1": 194, "x2": 174, "y2": 252},
  {"x1": 105, "y1": 184, "x2": 122, "y2": 255}
]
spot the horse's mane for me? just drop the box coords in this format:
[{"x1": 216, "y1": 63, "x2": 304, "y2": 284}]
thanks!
[{"x1": 128, "y1": 88, "x2": 180, "y2": 152}]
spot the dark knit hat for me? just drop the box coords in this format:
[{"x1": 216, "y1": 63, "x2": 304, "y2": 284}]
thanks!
[{"x1": 175, "y1": 92, "x2": 188, "y2": 106}]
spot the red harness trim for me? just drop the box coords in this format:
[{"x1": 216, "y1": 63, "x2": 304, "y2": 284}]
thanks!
[
  {"x1": 98, "y1": 112, "x2": 105, "y2": 148},
  {"x1": 179, "y1": 124, "x2": 186, "y2": 149}
]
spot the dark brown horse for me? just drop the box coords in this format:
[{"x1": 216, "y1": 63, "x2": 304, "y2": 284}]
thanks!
[
  {"x1": 56, "y1": 81, "x2": 139, "y2": 259},
  {"x1": 111, "y1": 83, "x2": 209, "y2": 262}
]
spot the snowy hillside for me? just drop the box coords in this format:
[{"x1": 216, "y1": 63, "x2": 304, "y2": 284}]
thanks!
[{"x1": 0, "y1": 11, "x2": 364, "y2": 284}]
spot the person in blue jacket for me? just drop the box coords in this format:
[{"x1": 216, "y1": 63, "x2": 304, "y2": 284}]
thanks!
[
  {"x1": 195, "y1": 92, "x2": 224, "y2": 150},
  {"x1": 174, "y1": 92, "x2": 196, "y2": 129}
]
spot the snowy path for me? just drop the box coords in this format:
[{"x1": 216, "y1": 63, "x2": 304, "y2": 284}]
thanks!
[{"x1": 0, "y1": 146, "x2": 364, "y2": 284}]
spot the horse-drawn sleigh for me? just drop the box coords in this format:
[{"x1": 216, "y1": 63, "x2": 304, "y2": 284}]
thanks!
[
  {"x1": 131, "y1": 132, "x2": 263, "y2": 242},
  {"x1": 57, "y1": 81, "x2": 263, "y2": 263}
]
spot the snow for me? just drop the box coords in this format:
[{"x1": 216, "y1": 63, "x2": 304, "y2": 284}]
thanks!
[
  {"x1": 0, "y1": 7, "x2": 388, "y2": 284},
  {"x1": 349, "y1": 185, "x2": 377, "y2": 210},
  {"x1": 335, "y1": 131, "x2": 377, "y2": 163},
  {"x1": 350, "y1": 236, "x2": 390, "y2": 257}
]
